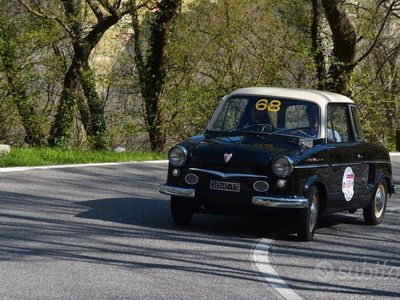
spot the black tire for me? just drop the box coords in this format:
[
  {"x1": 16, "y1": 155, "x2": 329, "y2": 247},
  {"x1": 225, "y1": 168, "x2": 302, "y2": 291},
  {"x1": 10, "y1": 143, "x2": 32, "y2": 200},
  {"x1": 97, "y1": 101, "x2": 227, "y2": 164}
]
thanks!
[
  {"x1": 297, "y1": 185, "x2": 319, "y2": 241},
  {"x1": 363, "y1": 179, "x2": 387, "y2": 225},
  {"x1": 170, "y1": 196, "x2": 194, "y2": 225}
]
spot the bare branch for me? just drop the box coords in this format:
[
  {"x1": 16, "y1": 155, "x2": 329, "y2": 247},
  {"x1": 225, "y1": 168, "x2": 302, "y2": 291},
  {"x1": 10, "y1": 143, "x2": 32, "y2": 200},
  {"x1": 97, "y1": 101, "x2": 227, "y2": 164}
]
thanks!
[
  {"x1": 85, "y1": 0, "x2": 104, "y2": 21},
  {"x1": 114, "y1": 0, "x2": 122, "y2": 9},
  {"x1": 353, "y1": 0, "x2": 398, "y2": 66},
  {"x1": 97, "y1": 0, "x2": 119, "y2": 16},
  {"x1": 17, "y1": 0, "x2": 76, "y2": 38},
  {"x1": 368, "y1": 41, "x2": 400, "y2": 84},
  {"x1": 119, "y1": 0, "x2": 155, "y2": 16}
]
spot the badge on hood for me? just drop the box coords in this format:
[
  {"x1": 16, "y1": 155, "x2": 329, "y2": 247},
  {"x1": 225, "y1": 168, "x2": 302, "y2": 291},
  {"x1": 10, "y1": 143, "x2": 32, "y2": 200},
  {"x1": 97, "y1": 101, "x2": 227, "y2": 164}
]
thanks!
[{"x1": 224, "y1": 153, "x2": 233, "y2": 163}]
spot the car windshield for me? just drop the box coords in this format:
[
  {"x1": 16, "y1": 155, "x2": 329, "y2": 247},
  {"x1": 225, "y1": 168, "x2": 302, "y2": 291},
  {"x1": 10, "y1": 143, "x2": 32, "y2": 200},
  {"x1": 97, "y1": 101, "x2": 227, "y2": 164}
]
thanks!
[{"x1": 210, "y1": 96, "x2": 320, "y2": 138}]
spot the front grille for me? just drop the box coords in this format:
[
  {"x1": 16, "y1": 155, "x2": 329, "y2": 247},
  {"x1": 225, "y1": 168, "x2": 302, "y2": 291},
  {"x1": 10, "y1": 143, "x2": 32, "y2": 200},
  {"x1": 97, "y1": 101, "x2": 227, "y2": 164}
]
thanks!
[{"x1": 192, "y1": 163, "x2": 255, "y2": 175}]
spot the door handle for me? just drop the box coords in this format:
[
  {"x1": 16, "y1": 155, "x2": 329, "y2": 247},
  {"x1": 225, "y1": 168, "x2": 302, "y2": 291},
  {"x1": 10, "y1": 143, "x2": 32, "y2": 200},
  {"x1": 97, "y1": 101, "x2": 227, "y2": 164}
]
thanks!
[{"x1": 357, "y1": 154, "x2": 364, "y2": 159}]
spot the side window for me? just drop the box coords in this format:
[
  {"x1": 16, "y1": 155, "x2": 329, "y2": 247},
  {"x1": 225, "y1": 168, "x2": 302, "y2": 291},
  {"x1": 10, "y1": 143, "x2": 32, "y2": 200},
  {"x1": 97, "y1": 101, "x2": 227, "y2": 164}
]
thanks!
[
  {"x1": 213, "y1": 98, "x2": 247, "y2": 130},
  {"x1": 327, "y1": 105, "x2": 353, "y2": 143},
  {"x1": 350, "y1": 106, "x2": 364, "y2": 141}
]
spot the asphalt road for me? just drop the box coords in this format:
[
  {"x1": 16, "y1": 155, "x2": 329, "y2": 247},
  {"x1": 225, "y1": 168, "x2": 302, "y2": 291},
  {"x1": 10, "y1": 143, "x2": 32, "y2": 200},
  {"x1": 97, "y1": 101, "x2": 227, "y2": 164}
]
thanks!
[{"x1": 0, "y1": 158, "x2": 399, "y2": 300}]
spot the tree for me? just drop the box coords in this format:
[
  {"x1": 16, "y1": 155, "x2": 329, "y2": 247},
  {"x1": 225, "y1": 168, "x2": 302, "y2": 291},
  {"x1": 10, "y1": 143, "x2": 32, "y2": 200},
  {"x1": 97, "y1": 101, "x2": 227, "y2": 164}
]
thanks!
[
  {"x1": 318, "y1": 0, "x2": 399, "y2": 95},
  {"x1": 320, "y1": 0, "x2": 357, "y2": 94},
  {"x1": 0, "y1": 1, "x2": 46, "y2": 146},
  {"x1": 311, "y1": 0, "x2": 326, "y2": 89},
  {"x1": 163, "y1": 0, "x2": 313, "y2": 144},
  {"x1": 18, "y1": 0, "x2": 146, "y2": 149},
  {"x1": 131, "y1": 0, "x2": 182, "y2": 151}
]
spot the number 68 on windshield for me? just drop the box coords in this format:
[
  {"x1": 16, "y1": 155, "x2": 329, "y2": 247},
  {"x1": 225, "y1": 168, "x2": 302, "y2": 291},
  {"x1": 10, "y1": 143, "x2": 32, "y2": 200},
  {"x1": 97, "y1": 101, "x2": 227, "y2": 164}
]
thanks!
[{"x1": 255, "y1": 99, "x2": 281, "y2": 112}]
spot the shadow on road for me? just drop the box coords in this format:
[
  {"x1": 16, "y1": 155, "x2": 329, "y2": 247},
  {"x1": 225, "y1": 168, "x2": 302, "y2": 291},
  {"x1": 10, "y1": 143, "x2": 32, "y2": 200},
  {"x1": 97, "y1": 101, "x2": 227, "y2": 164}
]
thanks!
[
  {"x1": 74, "y1": 196, "x2": 400, "y2": 298},
  {"x1": 75, "y1": 196, "x2": 305, "y2": 240},
  {"x1": 0, "y1": 189, "x2": 399, "y2": 298}
]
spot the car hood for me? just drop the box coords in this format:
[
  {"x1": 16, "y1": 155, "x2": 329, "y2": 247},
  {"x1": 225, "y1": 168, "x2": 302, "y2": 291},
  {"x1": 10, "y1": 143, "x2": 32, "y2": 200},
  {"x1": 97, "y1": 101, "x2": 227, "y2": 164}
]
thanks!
[{"x1": 189, "y1": 135, "x2": 299, "y2": 174}]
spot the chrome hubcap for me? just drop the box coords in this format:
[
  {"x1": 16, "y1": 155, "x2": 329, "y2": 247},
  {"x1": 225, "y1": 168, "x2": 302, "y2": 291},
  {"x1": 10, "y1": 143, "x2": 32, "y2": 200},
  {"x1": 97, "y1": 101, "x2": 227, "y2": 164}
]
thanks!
[
  {"x1": 374, "y1": 185, "x2": 386, "y2": 219},
  {"x1": 309, "y1": 201, "x2": 318, "y2": 232}
]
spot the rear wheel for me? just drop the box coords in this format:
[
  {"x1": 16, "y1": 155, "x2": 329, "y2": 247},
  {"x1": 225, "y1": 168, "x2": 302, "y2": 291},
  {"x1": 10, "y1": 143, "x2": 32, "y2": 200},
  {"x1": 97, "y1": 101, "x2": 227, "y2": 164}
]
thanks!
[
  {"x1": 170, "y1": 196, "x2": 194, "y2": 225},
  {"x1": 297, "y1": 185, "x2": 319, "y2": 241},
  {"x1": 363, "y1": 179, "x2": 387, "y2": 225}
]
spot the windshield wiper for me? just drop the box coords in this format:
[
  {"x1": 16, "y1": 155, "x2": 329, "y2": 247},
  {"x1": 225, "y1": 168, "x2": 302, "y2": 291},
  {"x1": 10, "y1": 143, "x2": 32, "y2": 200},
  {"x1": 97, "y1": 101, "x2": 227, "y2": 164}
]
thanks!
[
  {"x1": 205, "y1": 129, "x2": 304, "y2": 146},
  {"x1": 237, "y1": 123, "x2": 274, "y2": 132},
  {"x1": 270, "y1": 127, "x2": 313, "y2": 138},
  {"x1": 204, "y1": 129, "x2": 239, "y2": 142}
]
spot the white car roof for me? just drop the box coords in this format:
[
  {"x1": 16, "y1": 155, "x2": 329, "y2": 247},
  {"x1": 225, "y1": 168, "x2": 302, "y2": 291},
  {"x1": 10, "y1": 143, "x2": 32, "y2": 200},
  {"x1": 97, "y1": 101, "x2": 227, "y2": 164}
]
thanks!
[{"x1": 228, "y1": 87, "x2": 354, "y2": 105}]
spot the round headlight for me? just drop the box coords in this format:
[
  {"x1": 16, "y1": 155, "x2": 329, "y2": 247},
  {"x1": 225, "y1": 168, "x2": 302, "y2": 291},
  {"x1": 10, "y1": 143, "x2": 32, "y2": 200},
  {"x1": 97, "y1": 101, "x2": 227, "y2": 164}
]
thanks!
[
  {"x1": 169, "y1": 146, "x2": 188, "y2": 167},
  {"x1": 272, "y1": 156, "x2": 294, "y2": 178}
]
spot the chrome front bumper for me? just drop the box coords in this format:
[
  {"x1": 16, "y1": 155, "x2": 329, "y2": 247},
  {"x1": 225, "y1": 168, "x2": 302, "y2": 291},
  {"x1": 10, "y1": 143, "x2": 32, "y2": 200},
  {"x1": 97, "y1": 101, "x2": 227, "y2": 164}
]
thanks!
[
  {"x1": 160, "y1": 184, "x2": 308, "y2": 208},
  {"x1": 252, "y1": 195, "x2": 308, "y2": 209},
  {"x1": 159, "y1": 184, "x2": 195, "y2": 198}
]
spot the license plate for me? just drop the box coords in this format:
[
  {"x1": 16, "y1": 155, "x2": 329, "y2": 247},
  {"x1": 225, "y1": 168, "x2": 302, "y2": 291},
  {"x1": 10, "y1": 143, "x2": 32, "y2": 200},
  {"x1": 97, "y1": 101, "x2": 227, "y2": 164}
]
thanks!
[{"x1": 210, "y1": 180, "x2": 240, "y2": 192}]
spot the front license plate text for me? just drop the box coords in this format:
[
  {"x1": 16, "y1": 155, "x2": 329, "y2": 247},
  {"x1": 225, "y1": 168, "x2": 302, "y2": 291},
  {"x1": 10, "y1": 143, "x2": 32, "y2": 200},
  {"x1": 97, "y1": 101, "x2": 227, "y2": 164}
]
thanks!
[{"x1": 210, "y1": 180, "x2": 240, "y2": 192}]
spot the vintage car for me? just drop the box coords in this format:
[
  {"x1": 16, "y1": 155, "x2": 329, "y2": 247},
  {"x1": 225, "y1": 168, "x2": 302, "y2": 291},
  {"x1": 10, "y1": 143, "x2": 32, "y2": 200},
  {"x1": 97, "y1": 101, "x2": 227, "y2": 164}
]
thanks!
[{"x1": 159, "y1": 87, "x2": 397, "y2": 241}]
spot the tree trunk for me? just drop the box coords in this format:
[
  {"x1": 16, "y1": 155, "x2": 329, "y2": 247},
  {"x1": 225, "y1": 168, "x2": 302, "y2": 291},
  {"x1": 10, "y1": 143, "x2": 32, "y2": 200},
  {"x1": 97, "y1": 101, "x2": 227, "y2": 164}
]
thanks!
[
  {"x1": 48, "y1": 10, "x2": 120, "y2": 148},
  {"x1": 0, "y1": 14, "x2": 44, "y2": 146},
  {"x1": 52, "y1": 41, "x2": 107, "y2": 149},
  {"x1": 48, "y1": 47, "x2": 85, "y2": 148},
  {"x1": 80, "y1": 65, "x2": 108, "y2": 150},
  {"x1": 321, "y1": 0, "x2": 357, "y2": 95},
  {"x1": 311, "y1": 0, "x2": 326, "y2": 90},
  {"x1": 10, "y1": 88, "x2": 44, "y2": 146},
  {"x1": 132, "y1": 0, "x2": 181, "y2": 151}
]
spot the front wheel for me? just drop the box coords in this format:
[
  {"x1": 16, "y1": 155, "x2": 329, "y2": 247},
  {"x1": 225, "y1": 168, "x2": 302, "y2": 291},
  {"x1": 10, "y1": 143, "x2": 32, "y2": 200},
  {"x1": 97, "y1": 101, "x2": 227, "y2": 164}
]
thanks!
[
  {"x1": 363, "y1": 179, "x2": 387, "y2": 225},
  {"x1": 297, "y1": 185, "x2": 319, "y2": 241},
  {"x1": 170, "y1": 196, "x2": 194, "y2": 225}
]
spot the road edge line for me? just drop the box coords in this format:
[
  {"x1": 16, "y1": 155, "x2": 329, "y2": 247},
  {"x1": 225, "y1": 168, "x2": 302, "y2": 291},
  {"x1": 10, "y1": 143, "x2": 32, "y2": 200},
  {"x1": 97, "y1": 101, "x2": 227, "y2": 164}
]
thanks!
[
  {"x1": 0, "y1": 160, "x2": 169, "y2": 173},
  {"x1": 253, "y1": 238, "x2": 303, "y2": 300}
]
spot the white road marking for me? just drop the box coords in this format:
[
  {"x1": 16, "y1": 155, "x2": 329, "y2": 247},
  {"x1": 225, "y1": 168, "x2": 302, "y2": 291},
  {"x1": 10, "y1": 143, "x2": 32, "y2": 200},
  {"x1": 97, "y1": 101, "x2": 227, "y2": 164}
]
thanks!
[
  {"x1": 0, "y1": 160, "x2": 168, "y2": 173},
  {"x1": 253, "y1": 238, "x2": 303, "y2": 300}
]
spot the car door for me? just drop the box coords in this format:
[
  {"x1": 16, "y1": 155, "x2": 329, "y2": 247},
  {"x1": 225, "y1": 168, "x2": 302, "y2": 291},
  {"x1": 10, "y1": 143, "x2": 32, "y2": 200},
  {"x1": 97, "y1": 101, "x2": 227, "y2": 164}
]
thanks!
[
  {"x1": 326, "y1": 104, "x2": 368, "y2": 211},
  {"x1": 348, "y1": 105, "x2": 370, "y2": 203}
]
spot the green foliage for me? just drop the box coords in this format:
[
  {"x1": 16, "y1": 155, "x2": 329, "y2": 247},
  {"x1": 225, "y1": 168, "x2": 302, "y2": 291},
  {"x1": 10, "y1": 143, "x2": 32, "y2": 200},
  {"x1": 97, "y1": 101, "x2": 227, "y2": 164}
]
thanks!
[
  {"x1": 0, "y1": 0, "x2": 398, "y2": 152},
  {"x1": 0, "y1": 147, "x2": 166, "y2": 167},
  {"x1": 81, "y1": 67, "x2": 109, "y2": 150},
  {"x1": 164, "y1": 0, "x2": 313, "y2": 144},
  {"x1": 0, "y1": 0, "x2": 63, "y2": 146},
  {"x1": 49, "y1": 89, "x2": 79, "y2": 149}
]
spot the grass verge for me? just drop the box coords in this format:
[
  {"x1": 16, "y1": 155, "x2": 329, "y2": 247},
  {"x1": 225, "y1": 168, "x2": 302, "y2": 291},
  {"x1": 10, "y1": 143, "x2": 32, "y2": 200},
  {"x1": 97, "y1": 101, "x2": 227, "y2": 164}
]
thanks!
[{"x1": 0, "y1": 147, "x2": 167, "y2": 168}]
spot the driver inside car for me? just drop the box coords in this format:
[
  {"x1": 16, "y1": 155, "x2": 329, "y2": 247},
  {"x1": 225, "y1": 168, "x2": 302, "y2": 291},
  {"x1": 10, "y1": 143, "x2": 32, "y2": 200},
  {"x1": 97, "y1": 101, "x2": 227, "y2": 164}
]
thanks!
[{"x1": 239, "y1": 104, "x2": 271, "y2": 130}]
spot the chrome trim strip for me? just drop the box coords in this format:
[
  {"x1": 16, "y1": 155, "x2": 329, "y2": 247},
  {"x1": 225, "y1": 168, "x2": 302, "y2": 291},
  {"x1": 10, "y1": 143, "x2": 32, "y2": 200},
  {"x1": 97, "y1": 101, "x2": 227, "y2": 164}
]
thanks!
[
  {"x1": 159, "y1": 184, "x2": 195, "y2": 198},
  {"x1": 294, "y1": 164, "x2": 330, "y2": 169},
  {"x1": 189, "y1": 167, "x2": 267, "y2": 179},
  {"x1": 331, "y1": 162, "x2": 362, "y2": 167},
  {"x1": 363, "y1": 160, "x2": 390, "y2": 164},
  {"x1": 252, "y1": 196, "x2": 308, "y2": 209}
]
